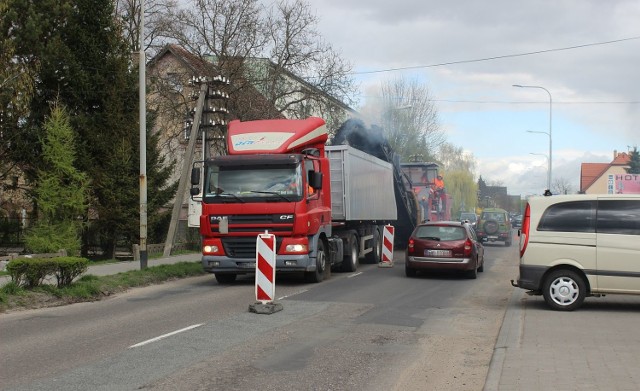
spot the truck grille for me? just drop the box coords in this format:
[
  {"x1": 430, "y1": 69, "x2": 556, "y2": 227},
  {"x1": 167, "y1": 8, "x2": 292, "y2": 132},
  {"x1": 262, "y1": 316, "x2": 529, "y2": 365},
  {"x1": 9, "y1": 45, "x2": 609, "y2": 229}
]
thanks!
[
  {"x1": 221, "y1": 236, "x2": 284, "y2": 258},
  {"x1": 210, "y1": 214, "x2": 294, "y2": 234}
]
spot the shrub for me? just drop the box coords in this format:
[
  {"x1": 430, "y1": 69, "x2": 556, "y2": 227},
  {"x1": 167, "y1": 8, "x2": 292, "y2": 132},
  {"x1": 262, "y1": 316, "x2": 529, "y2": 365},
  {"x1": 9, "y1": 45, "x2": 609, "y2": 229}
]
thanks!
[
  {"x1": 6, "y1": 257, "x2": 88, "y2": 288},
  {"x1": 54, "y1": 257, "x2": 89, "y2": 287}
]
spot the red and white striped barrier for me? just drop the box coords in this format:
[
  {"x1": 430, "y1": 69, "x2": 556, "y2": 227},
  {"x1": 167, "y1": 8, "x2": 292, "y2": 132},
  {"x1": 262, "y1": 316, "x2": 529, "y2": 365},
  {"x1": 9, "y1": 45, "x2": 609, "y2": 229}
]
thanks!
[
  {"x1": 255, "y1": 233, "x2": 276, "y2": 303},
  {"x1": 379, "y1": 225, "x2": 394, "y2": 267}
]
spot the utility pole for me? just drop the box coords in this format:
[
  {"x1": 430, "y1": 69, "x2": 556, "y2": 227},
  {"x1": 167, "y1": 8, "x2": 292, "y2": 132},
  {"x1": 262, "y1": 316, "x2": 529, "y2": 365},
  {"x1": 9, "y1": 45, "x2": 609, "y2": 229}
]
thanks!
[
  {"x1": 162, "y1": 76, "x2": 230, "y2": 257},
  {"x1": 138, "y1": 0, "x2": 147, "y2": 269},
  {"x1": 163, "y1": 80, "x2": 208, "y2": 257}
]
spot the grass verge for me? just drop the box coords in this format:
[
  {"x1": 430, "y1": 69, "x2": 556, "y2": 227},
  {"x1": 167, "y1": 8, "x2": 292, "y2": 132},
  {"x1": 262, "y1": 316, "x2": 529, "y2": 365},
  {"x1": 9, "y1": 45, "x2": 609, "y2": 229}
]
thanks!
[{"x1": 0, "y1": 261, "x2": 206, "y2": 313}]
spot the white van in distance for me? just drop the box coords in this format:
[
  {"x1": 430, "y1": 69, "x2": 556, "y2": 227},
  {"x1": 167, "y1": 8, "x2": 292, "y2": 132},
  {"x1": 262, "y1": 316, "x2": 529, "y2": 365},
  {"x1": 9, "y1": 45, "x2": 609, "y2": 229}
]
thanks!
[{"x1": 511, "y1": 194, "x2": 640, "y2": 311}]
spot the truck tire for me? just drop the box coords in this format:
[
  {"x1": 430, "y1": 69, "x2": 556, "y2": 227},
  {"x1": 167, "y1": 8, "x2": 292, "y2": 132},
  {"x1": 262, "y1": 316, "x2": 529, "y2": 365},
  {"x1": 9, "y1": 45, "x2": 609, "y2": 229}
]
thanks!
[
  {"x1": 305, "y1": 239, "x2": 326, "y2": 283},
  {"x1": 341, "y1": 234, "x2": 358, "y2": 272},
  {"x1": 215, "y1": 273, "x2": 236, "y2": 284},
  {"x1": 364, "y1": 228, "x2": 381, "y2": 264}
]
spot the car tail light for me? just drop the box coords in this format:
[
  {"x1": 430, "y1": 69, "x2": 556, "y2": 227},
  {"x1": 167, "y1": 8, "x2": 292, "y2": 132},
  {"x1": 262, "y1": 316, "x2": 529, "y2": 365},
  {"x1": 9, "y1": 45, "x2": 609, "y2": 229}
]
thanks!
[
  {"x1": 407, "y1": 238, "x2": 415, "y2": 255},
  {"x1": 464, "y1": 238, "x2": 472, "y2": 257},
  {"x1": 519, "y1": 203, "x2": 531, "y2": 258}
]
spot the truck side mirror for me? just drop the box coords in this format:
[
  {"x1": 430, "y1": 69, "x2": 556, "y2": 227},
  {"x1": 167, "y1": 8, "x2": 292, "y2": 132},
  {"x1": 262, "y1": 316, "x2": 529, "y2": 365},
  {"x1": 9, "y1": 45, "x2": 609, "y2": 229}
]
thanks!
[
  {"x1": 190, "y1": 187, "x2": 200, "y2": 196},
  {"x1": 190, "y1": 167, "x2": 200, "y2": 185},
  {"x1": 308, "y1": 171, "x2": 322, "y2": 190}
]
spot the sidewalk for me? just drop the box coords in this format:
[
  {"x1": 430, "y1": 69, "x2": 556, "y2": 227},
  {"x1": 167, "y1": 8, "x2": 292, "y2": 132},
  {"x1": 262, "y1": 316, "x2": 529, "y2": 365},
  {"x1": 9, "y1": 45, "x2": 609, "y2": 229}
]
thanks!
[{"x1": 485, "y1": 288, "x2": 640, "y2": 390}]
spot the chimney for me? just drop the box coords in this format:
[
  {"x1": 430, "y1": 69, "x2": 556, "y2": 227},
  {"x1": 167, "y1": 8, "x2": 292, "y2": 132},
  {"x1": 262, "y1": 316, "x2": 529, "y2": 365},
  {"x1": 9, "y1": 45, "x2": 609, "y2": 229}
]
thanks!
[{"x1": 613, "y1": 150, "x2": 617, "y2": 160}]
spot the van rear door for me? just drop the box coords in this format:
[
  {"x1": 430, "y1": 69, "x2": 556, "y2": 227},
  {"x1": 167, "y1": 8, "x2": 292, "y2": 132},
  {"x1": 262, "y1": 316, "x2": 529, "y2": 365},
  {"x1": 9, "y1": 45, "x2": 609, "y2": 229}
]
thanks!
[{"x1": 595, "y1": 198, "x2": 640, "y2": 293}]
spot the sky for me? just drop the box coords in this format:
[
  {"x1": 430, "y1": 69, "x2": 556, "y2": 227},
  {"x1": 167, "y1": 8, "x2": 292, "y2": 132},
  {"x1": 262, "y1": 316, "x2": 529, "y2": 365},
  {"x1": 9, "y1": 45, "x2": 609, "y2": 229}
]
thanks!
[{"x1": 309, "y1": 0, "x2": 639, "y2": 197}]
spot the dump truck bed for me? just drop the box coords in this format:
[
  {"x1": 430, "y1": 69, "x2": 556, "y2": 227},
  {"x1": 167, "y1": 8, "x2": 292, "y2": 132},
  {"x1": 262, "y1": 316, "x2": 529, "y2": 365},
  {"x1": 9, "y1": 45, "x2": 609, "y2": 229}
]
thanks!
[{"x1": 326, "y1": 145, "x2": 397, "y2": 222}]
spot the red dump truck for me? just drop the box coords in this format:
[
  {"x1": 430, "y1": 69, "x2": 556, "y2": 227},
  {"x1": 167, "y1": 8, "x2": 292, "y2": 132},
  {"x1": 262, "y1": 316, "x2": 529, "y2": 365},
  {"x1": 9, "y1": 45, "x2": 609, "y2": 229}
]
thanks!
[{"x1": 190, "y1": 117, "x2": 397, "y2": 283}]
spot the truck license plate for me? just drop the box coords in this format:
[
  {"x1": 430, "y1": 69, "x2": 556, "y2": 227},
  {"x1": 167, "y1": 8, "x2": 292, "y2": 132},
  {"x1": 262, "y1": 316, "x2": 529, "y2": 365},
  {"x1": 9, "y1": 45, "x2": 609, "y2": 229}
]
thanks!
[
  {"x1": 240, "y1": 262, "x2": 256, "y2": 268},
  {"x1": 425, "y1": 249, "x2": 451, "y2": 257}
]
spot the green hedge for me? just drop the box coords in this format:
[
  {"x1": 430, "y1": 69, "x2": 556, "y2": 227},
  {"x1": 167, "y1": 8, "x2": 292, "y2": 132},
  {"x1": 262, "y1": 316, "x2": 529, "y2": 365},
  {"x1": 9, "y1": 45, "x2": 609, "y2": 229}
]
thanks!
[{"x1": 6, "y1": 257, "x2": 89, "y2": 288}]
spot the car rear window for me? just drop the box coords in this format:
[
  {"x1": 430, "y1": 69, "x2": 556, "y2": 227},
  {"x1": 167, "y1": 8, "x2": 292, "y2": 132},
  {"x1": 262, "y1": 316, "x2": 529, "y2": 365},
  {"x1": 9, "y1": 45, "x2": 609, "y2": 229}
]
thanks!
[
  {"x1": 415, "y1": 226, "x2": 466, "y2": 241},
  {"x1": 482, "y1": 212, "x2": 505, "y2": 221}
]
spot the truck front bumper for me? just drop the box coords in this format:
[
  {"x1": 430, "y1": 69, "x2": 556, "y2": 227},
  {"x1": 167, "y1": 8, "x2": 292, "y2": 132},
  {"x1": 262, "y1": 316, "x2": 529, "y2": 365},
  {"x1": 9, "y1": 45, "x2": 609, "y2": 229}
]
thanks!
[{"x1": 202, "y1": 254, "x2": 315, "y2": 274}]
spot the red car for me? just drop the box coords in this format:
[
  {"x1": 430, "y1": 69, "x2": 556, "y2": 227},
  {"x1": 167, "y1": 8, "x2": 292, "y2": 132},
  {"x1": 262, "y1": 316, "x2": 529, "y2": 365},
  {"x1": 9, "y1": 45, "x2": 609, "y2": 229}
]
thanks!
[{"x1": 405, "y1": 221, "x2": 485, "y2": 279}]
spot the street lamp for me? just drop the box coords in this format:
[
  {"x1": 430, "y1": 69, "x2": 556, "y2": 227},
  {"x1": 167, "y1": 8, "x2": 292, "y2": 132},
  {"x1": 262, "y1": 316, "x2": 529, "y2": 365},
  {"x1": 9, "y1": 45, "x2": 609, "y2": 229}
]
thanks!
[{"x1": 513, "y1": 84, "x2": 552, "y2": 190}]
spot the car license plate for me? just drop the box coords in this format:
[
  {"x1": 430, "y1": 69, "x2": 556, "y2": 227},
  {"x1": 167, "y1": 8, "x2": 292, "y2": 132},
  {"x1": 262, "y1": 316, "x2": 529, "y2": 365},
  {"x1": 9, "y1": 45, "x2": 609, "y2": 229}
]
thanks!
[{"x1": 425, "y1": 249, "x2": 452, "y2": 257}]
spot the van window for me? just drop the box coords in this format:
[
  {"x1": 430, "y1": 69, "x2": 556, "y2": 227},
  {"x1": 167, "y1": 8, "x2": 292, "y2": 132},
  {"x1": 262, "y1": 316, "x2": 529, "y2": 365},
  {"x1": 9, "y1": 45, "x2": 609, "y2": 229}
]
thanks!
[
  {"x1": 537, "y1": 201, "x2": 596, "y2": 233},
  {"x1": 596, "y1": 200, "x2": 640, "y2": 235}
]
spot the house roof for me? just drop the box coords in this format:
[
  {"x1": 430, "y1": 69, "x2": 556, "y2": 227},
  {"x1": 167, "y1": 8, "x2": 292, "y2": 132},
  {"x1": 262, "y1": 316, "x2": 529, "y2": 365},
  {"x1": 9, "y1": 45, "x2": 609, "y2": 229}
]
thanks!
[
  {"x1": 579, "y1": 151, "x2": 632, "y2": 192},
  {"x1": 580, "y1": 163, "x2": 609, "y2": 192}
]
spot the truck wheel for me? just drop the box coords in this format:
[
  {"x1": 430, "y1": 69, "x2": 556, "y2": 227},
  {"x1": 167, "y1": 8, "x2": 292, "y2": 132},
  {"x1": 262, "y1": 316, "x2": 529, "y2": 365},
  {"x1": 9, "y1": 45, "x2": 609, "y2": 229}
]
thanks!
[
  {"x1": 542, "y1": 269, "x2": 586, "y2": 311},
  {"x1": 341, "y1": 234, "x2": 358, "y2": 272},
  {"x1": 215, "y1": 273, "x2": 236, "y2": 284},
  {"x1": 364, "y1": 228, "x2": 381, "y2": 264},
  {"x1": 305, "y1": 239, "x2": 326, "y2": 283}
]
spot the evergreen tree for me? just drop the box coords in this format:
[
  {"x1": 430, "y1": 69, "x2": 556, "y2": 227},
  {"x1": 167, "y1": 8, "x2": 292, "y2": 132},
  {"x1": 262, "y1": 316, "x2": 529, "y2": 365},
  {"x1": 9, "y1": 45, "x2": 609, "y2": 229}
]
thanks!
[
  {"x1": 626, "y1": 147, "x2": 640, "y2": 174},
  {"x1": 4, "y1": 0, "x2": 176, "y2": 257},
  {"x1": 24, "y1": 103, "x2": 88, "y2": 254}
]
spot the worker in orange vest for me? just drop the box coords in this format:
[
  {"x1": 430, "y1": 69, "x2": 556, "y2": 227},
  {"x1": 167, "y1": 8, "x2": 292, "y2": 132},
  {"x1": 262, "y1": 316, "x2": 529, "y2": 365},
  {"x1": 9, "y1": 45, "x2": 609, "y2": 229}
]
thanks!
[{"x1": 434, "y1": 174, "x2": 445, "y2": 192}]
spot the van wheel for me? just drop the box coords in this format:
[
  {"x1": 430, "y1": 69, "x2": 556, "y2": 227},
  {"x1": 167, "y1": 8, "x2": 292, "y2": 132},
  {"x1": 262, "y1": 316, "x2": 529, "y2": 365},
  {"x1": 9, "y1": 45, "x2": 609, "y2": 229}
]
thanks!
[
  {"x1": 341, "y1": 234, "x2": 358, "y2": 272},
  {"x1": 542, "y1": 269, "x2": 586, "y2": 311}
]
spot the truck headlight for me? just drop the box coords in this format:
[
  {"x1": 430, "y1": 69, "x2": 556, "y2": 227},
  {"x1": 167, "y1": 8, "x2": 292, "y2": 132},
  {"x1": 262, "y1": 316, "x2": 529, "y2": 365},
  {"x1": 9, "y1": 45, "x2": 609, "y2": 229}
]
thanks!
[
  {"x1": 204, "y1": 245, "x2": 219, "y2": 254},
  {"x1": 285, "y1": 244, "x2": 307, "y2": 253}
]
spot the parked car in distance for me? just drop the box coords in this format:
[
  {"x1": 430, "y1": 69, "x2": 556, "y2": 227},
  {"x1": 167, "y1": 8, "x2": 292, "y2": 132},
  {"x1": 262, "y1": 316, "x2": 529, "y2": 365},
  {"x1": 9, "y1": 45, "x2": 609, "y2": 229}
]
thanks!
[
  {"x1": 405, "y1": 221, "x2": 484, "y2": 279},
  {"x1": 512, "y1": 194, "x2": 640, "y2": 311},
  {"x1": 459, "y1": 212, "x2": 478, "y2": 228},
  {"x1": 512, "y1": 214, "x2": 523, "y2": 228},
  {"x1": 476, "y1": 207, "x2": 512, "y2": 246}
]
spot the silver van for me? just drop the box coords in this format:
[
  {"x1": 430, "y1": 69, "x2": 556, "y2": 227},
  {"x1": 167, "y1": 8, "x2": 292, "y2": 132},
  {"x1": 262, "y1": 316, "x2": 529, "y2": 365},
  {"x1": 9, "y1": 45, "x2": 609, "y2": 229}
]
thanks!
[{"x1": 511, "y1": 194, "x2": 640, "y2": 311}]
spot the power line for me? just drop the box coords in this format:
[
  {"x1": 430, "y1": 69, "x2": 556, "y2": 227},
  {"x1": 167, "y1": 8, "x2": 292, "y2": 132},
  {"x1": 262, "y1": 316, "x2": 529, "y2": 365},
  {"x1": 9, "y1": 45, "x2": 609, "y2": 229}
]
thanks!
[{"x1": 349, "y1": 36, "x2": 640, "y2": 76}]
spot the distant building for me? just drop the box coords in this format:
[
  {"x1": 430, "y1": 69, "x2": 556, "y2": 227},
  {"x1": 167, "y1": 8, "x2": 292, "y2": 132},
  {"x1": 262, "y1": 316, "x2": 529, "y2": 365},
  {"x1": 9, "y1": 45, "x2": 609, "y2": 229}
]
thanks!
[{"x1": 580, "y1": 150, "x2": 635, "y2": 194}]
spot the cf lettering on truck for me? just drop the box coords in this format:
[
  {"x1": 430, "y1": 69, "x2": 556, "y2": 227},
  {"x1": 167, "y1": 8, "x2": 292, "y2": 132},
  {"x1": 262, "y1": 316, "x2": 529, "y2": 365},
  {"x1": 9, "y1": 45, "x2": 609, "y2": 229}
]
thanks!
[{"x1": 189, "y1": 117, "x2": 397, "y2": 284}]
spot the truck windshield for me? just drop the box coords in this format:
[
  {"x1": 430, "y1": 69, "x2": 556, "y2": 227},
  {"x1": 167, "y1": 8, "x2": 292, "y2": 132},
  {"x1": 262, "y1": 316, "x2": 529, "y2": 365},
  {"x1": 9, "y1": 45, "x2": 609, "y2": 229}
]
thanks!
[{"x1": 203, "y1": 164, "x2": 302, "y2": 203}]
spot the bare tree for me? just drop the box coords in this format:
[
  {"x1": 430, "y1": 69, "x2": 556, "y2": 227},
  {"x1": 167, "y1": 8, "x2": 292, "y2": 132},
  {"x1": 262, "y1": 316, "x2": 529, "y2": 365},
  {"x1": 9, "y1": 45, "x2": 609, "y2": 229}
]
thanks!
[
  {"x1": 161, "y1": 0, "x2": 356, "y2": 127},
  {"x1": 377, "y1": 76, "x2": 443, "y2": 161},
  {"x1": 438, "y1": 142, "x2": 476, "y2": 173},
  {"x1": 551, "y1": 177, "x2": 574, "y2": 195},
  {"x1": 114, "y1": 0, "x2": 178, "y2": 54}
]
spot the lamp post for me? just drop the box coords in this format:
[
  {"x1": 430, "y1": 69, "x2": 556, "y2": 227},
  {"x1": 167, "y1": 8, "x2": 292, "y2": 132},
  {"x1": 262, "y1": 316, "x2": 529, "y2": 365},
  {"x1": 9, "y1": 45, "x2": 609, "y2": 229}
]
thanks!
[{"x1": 513, "y1": 84, "x2": 552, "y2": 190}]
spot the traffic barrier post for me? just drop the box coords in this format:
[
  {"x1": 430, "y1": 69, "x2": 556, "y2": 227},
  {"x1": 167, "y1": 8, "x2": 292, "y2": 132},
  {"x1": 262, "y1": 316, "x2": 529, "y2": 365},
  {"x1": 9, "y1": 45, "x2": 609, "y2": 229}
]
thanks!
[
  {"x1": 378, "y1": 225, "x2": 394, "y2": 268},
  {"x1": 249, "y1": 232, "x2": 283, "y2": 314}
]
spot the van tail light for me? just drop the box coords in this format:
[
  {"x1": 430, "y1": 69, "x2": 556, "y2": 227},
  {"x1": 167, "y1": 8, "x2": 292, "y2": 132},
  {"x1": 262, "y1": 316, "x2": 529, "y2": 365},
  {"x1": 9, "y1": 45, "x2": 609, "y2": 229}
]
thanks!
[
  {"x1": 519, "y1": 203, "x2": 531, "y2": 258},
  {"x1": 463, "y1": 238, "x2": 472, "y2": 257},
  {"x1": 407, "y1": 238, "x2": 415, "y2": 255}
]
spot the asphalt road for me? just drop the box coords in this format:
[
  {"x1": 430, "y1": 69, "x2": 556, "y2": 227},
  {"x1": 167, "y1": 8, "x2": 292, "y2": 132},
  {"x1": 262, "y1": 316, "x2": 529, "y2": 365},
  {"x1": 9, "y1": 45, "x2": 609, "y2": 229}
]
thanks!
[{"x1": 0, "y1": 244, "x2": 518, "y2": 391}]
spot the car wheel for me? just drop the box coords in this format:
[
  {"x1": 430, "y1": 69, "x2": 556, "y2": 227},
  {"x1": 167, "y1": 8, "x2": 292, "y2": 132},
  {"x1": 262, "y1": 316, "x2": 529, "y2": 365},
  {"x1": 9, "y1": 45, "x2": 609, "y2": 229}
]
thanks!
[
  {"x1": 405, "y1": 261, "x2": 417, "y2": 277},
  {"x1": 466, "y1": 260, "x2": 478, "y2": 279},
  {"x1": 215, "y1": 273, "x2": 236, "y2": 284},
  {"x1": 341, "y1": 234, "x2": 358, "y2": 272},
  {"x1": 542, "y1": 269, "x2": 586, "y2": 311},
  {"x1": 305, "y1": 239, "x2": 326, "y2": 283},
  {"x1": 364, "y1": 228, "x2": 381, "y2": 264},
  {"x1": 478, "y1": 258, "x2": 484, "y2": 273}
]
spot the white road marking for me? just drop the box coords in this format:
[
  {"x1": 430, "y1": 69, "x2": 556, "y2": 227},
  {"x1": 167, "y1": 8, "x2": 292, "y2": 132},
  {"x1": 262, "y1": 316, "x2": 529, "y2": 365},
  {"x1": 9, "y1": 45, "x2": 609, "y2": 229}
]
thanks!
[
  {"x1": 277, "y1": 289, "x2": 308, "y2": 300},
  {"x1": 347, "y1": 272, "x2": 363, "y2": 278},
  {"x1": 129, "y1": 324, "x2": 204, "y2": 348}
]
